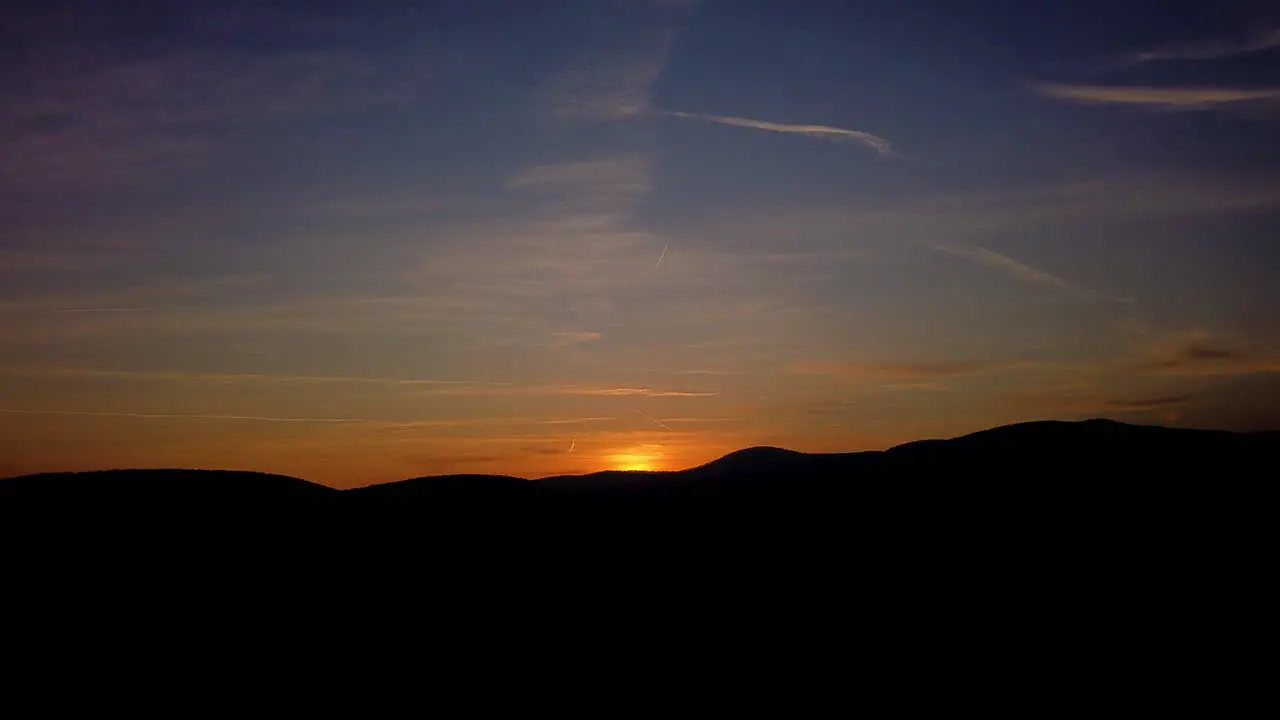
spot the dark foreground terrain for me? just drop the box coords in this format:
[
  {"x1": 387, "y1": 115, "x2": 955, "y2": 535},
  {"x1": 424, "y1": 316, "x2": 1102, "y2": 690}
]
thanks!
[
  {"x1": 3, "y1": 418, "x2": 1271, "y2": 680},
  {"x1": 3, "y1": 420, "x2": 1274, "y2": 524}
]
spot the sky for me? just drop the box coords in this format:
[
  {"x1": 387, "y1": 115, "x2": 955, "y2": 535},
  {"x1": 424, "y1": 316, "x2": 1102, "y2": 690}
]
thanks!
[{"x1": 2, "y1": 0, "x2": 1279, "y2": 486}]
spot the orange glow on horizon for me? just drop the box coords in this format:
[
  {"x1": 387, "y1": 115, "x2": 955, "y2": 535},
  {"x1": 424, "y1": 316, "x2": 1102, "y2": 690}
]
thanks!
[{"x1": 608, "y1": 447, "x2": 664, "y2": 472}]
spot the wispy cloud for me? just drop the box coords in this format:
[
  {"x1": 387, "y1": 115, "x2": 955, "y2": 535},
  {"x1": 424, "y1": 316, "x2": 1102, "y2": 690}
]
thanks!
[
  {"x1": 535, "y1": 417, "x2": 618, "y2": 425},
  {"x1": 885, "y1": 381, "x2": 948, "y2": 392},
  {"x1": 540, "y1": 2, "x2": 695, "y2": 121},
  {"x1": 0, "y1": 366, "x2": 511, "y2": 387},
  {"x1": 1, "y1": 49, "x2": 418, "y2": 188},
  {"x1": 1131, "y1": 332, "x2": 1280, "y2": 378},
  {"x1": 660, "y1": 416, "x2": 745, "y2": 423},
  {"x1": 1002, "y1": 387, "x2": 1193, "y2": 418},
  {"x1": 686, "y1": 174, "x2": 1280, "y2": 253},
  {"x1": 511, "y1": 386, "x2": 717, "y2": 398},
  {"x1": 508, "y1": 156, "x2": 649, "y2": 194},
  {"x1": 794, "y1": 359, "x2": 1029, "y2": 381},
  {"x1": 1032, "y1": 83, "x2": 1280, "y2": 110},
  {"x1": 1105, "y1": 395, "x2": 1193, "y2": 410},
  {"x1": 0, "y1": 408, "x2": 393, "y2": 424},
  {"x1": 671, "y1": 369, "x2": 744, "y2": 376},
  {"x1": 1122, "y1": 28, "x2": 1280, "y2": 65},
  {"x1": 56, "y1": 307, "x2": 147, "y2": 314},
  {"x1": 550, "y1": 330, "x2": 603, "y2": 346},
  {"x1": 632, "y1": 408, "x2": 674, "y2": 431},
  {"x1": 927, "y1": 243, "x2": 1129, "y2": 302},
  {"x1": 0, "y1": 366, "x2": 718, "y2": 398},
  {"x1": 664, "y1": 111, "x2": 893, "y2": 155}
]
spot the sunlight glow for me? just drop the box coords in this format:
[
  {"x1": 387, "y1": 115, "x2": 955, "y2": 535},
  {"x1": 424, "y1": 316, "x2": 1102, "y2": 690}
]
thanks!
[{"x1": 609, "y1": 450, "x2": 662, "y2": 472}]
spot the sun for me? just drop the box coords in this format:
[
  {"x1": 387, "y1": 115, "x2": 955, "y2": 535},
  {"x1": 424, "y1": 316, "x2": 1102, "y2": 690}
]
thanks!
[{"x1": 610, "y1": 451, "x2": 660, "y2": 472}]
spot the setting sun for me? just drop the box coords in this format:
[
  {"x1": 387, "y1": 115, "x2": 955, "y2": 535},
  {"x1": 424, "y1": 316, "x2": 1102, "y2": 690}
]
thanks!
[{"x1": 609, "y1": 450, "x2": 663, "y2": 472}]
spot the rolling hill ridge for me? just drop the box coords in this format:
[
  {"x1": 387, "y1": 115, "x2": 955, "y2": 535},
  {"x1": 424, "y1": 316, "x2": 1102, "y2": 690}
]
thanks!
[{"x1": 4, "y1": 420, "x2": 1274, "y2": 509}]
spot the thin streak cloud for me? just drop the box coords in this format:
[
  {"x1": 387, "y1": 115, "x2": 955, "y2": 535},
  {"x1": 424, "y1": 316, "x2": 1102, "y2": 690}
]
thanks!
[
  {"x1": 1123, "y1": 28, "x2": 1280, "y2": 65},
  {"x1": 928, "y1": 244, "x2": 1129, "y2": 302},
  {"x1": 794, "y1": 359, "x2": 1029, "y2": 381},
  {"x1": 423, "y1": 386, "x2": 718, "y2": 398},
  {"x1": 0, "y1": 408, "x2": 389, "y2": 423},
  {"x1": 57, "y1": 307, "x2": 147, "y2": 313},
  {"x1": 671, "y1": 369, "x2": 743, "y2": 376},
  {"x1": 1032, "y1": 83, "x2": 1280, "y2": 109},
  {"x1": 633, "y1": 408, "x2": 674, "y2": 431},
  {"x1": 1106, "y1": 395, "x2": 1193, "y2": 410},
  {"x1": 663, "y1": 111, "x2": 893, "y2": 155},
  {"x1": 0, "y1": 367, "x2": 716, "y2": 397},
  {"x1": 0, "y1": 367, "x2": 511, "y2": 387}
]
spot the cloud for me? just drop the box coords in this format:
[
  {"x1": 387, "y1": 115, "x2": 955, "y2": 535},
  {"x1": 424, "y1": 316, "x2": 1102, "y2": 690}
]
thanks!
[
  {"x1": 1122, "y1": 28, "x2": 1280, "y2": 65},
  {"x1": 927, "y1": 243, "x2": 1129, "y2": 302},
  {"x1": 1135, "y1": 333, "x2": 1280, "y2": 377},
  {"x1": 0, "y1": 408, "x2": 395, "y2": 424},
  {"x1": 0, "y1": 366, "x2": 511, "y2": 387},
  {"x1": 540, "y1": 2, "x2": 695, "y2": 121},
  {"x1": 1005, "y1": 331, "x2": 1280, "y2": 412},
  {"x1": 660, "y1": 416, "x2": 745, "y2": 423},
  {"x1": 1001, "y1": 387, "x2": 1193, "y2": 418},
  {"x1": 1032, "y1": 83, "x2": 1280, "y2": 110},
  {"x1": 1105, "y1": 395, "x2": 1193, "y2": 410},
  {"x1": 531, "y1": 386, "x2": 717, "y2": 398},
  {"x1": 794, "y1": 359, "x2": 1027, "y2": 381},
  {"x1": 0, "y1": 366, "x2": 717, "y2": 398},
  {"x1": 535, "y1": 417, "x2": 618, "y2": 425},
  {"x1": 631, "y1": 408, "x2": 674, "y2": 431},
  {"x1": 507, "y1": 156, "x2": 650, "y2": 195},
  {"x1": 885, "y1": 381, "x2": 948, "y2": 392},
  {"x1": 550, "y1": 331, "x2": 603, "y2": 346},
  {"x1": 689, "y1": 174, "x2": 1280, "y2": 253},
  {"x1": 1, "y1": 49, "x2": 417, "y2": 188},
  {"x1": 671, "y1": 369, "x2": 744, "y2": 376},
  {"x1": 663, "y1": 111, "x2": 893, "y2": 155},
  {"x1": 547, "y1": 37, "x2": 674, "y2": 120},
  {"x1": 56, "y1": 307, "x2": 146, "y2": 314}
]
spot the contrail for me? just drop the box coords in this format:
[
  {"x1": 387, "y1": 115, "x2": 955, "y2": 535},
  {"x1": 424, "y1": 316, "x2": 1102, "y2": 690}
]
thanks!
[
  {"x1": 927, "y1": 243, "x2": 1129, "y2": 303},
  {"x1": 632, "y1": 408, "x2": 673, "y2": 431},
  {"x1": 655, "y1": 243, "x2": 668, "y2": 269},
  {"x1": 664, "y1": 110, "x2": 892, "y2": 155},
  {"x1": 569, "y1": 438, "x2": 576, "y2": 453}
]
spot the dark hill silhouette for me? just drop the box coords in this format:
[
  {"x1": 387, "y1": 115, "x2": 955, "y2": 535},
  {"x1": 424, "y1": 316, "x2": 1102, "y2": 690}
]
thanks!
[
  {"x1": 4, "y1": 419, "x2": 1271, "y2": 623},
  {"x1": 0, "y1": 468, "x2": 336, "y2": 504},
  {"x1": 345, "y1": 473, "x2": 544, "y2": 506},
  {"x1": 695, "y1": 445, "x2": 807, "y2": 472},
  {"x1": 3, "y1": 421, "x2": 1276, "y2": 518},
  {"x1": 5, "y1": 420, "x2": 1267, "y2": 696}
]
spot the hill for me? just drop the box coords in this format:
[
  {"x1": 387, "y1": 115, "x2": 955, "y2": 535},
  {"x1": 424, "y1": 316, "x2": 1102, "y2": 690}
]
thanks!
[
  {"x1": 3, "y1": 420, "x2": 1275, "y2": 518},
  {"x1": 0, "y1": 468, "x2": 336, "y2": 503}
]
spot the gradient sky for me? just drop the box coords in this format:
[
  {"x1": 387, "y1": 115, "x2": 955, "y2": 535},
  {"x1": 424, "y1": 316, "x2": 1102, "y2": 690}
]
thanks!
[{"x1": 3, "y1": 0, "x2": 1279, "y2": 486}]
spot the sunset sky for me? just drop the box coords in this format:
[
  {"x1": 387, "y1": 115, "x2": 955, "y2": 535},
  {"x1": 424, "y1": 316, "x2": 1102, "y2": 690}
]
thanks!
[{"x1": 3, "y1": 0, "x2": 1279, "y2": 486}]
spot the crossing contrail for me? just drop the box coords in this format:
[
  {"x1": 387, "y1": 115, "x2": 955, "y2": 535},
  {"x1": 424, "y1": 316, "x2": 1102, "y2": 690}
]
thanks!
[{"x1": 633, "y1": 408, "x2": 673, "y2": 431}]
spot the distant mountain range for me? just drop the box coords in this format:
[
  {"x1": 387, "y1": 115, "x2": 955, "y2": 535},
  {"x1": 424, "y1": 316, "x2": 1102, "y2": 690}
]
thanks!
[{"x1": 4, "y1": 420, "x2": 1275, "y2": 513}]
